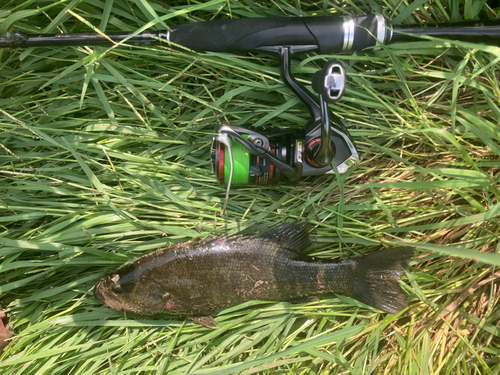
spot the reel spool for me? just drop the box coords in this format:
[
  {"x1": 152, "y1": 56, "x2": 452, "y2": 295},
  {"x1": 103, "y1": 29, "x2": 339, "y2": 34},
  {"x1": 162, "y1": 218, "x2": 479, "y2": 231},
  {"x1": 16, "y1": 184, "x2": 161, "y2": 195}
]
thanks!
[{"x1": 211, "y1": 128, "x2": 302, "y2": 185}]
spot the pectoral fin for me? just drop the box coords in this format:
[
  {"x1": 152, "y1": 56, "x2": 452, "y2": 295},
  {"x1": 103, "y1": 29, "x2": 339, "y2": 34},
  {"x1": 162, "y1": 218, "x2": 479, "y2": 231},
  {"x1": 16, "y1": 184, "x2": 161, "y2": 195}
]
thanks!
[{"x1": 189, "y1": 316, "x2": 219, "y2": 329}]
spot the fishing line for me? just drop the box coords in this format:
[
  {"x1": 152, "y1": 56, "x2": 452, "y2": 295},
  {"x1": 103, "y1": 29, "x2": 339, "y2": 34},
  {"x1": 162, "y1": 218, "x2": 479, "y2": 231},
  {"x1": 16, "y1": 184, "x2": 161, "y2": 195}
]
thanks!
[
  {"x1": 225, "y1": 135, "x2": 250, "y2": 185},
  {"x1": 218, "y1": 134, "x2": 251, "y2": 215}
]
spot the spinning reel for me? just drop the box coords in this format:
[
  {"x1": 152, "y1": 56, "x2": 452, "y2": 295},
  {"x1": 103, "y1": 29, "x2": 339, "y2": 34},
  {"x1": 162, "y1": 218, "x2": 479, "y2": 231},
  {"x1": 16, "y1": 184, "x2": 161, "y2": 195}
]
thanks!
[{"x1": 210, "y1": 46, "x2": 358, "y2": 192}]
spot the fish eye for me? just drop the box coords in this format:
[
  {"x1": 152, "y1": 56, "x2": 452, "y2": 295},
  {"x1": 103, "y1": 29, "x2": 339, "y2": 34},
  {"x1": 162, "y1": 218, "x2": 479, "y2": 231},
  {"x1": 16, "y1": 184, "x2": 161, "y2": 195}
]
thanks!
[{"x1": 112, "y1": 284, "x2": 123, "y2": 294}]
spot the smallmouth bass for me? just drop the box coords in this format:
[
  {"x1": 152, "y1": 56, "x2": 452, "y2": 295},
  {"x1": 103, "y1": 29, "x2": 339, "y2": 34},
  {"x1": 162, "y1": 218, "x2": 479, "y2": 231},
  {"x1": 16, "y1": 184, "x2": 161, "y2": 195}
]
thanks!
[{"x1": 94, "y1": 223, "x2": 414, "y2": 328}]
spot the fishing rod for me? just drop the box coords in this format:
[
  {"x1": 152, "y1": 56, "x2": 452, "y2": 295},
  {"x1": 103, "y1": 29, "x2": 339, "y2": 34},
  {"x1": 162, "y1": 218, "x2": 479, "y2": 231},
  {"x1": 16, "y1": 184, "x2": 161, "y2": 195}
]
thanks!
[
  {"x1": 2, "y1": 14, "x2": 500, "y2": 52},
  {"x1": 2, "y1": 14, "x2": 499, "y2": 192}
]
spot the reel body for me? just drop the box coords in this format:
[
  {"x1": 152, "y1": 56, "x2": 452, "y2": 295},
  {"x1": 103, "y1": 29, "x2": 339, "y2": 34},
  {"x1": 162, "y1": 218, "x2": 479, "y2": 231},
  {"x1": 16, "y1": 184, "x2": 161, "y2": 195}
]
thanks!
[{"x1": 211, "y1": 48, "x2": 358, "y2": 187}]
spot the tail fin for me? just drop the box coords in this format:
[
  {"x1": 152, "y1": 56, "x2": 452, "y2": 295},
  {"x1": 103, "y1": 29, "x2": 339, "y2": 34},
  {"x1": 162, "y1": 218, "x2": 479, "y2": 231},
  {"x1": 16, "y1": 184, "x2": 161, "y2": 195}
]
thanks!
[{"x1": 349, "y1": 247, "x2": 414, "y2": 314}]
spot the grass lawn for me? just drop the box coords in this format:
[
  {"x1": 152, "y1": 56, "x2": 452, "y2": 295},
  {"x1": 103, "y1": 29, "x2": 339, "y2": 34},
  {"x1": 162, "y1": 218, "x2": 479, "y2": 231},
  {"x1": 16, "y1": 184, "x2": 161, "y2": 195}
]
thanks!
[{"x1": 0, "y1": 0, "x2": 499, "y2": 373}]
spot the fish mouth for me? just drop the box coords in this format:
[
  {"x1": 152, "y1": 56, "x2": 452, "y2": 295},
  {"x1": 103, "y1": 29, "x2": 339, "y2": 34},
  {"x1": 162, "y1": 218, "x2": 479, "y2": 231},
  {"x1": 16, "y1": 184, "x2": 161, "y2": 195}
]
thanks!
[
  {"x1": 94, "y1": 278, "x2": 125, "y2": 312},
  {"x1": 93, "y1": 278, "x2": 108, "y2": 305}
]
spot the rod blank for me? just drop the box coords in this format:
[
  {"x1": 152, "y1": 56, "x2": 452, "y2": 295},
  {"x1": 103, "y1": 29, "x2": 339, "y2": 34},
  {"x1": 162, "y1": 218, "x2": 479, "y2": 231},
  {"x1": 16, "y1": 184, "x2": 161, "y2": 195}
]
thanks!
[
  {"x1": 0, "y1": 29, "x2": 169, "y2": 48},
  {"x1": 392, "y1": 19, "x2": 500, "y2": 44}
]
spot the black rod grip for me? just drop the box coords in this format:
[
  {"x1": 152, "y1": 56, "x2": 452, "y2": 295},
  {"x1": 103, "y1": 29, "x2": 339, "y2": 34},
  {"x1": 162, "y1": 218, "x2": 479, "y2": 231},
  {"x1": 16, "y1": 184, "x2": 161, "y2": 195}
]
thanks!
[{"x1": 169, "y1": 14, "x2": 385, "y2": 54}]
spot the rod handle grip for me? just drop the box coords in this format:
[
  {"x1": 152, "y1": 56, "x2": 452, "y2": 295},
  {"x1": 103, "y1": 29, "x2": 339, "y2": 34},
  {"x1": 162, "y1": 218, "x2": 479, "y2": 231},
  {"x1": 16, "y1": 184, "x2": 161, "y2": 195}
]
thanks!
[{"x1": 169, "y1": 14, "x2": 388, "y2": 54}]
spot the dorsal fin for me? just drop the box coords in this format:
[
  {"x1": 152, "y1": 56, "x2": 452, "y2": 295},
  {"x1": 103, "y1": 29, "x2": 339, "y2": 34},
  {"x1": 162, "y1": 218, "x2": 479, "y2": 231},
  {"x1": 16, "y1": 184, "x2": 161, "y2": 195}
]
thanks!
[{"x1": 257, "y1": 222, "x2": 315, "y2": 254}]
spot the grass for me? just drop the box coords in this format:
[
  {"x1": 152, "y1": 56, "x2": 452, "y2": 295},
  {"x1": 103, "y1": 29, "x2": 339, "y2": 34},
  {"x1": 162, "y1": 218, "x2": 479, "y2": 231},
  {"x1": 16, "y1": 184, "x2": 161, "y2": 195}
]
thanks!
[{"x1": 0, "y1": 0, "x2": 499, "y2": 373}]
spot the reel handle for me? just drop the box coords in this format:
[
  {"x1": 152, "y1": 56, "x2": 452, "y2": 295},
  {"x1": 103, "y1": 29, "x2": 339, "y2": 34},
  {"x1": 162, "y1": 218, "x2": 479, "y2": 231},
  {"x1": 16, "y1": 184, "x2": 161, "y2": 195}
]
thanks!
[
  {"x1": 309, "y1": 60, "x2": 346, "y2": 167},
  {"x1": 311, "y1": 61, "x2": 346, "y2": 104}
]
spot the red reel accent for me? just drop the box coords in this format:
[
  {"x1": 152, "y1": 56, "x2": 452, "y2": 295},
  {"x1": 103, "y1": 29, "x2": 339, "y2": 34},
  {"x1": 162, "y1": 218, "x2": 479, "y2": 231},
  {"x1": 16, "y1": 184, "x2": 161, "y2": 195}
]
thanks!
[
  {"x1": 269, "y1": 142, "x2": 275, "y2": 183},
  {"x1": 255, "y1": 156, "x2": 259, "y2": 183},
  {"x1": 306, "y1": 139, "x2": 321, "y2": 167}
]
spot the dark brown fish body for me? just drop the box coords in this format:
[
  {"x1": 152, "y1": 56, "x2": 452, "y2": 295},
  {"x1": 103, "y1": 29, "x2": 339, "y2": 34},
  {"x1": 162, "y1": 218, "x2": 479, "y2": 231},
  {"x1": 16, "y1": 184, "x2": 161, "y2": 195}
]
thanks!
[{"x1": 94, "y1": 224, "x2": 413, "y2": 325}]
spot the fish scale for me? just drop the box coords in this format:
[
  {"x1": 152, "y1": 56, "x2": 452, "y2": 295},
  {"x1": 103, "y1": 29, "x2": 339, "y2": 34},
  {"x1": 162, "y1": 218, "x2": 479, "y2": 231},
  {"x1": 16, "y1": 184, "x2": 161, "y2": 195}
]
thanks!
[{"x1": 94, "y1": 223, "x2": 414, "y2": 328}]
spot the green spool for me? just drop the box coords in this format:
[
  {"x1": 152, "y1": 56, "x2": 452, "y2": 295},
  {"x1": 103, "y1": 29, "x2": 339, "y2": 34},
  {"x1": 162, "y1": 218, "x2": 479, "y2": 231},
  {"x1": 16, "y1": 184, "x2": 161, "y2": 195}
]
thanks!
[{"x1": 224, "y1": 135, "x2": 250, "y2": 184}]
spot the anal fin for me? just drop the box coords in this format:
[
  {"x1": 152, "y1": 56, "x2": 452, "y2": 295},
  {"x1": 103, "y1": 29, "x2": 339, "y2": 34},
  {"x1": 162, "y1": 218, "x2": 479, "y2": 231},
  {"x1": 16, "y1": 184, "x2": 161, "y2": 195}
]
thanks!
[{"x1": 190, "y1": 316, "x2": 219, "y2": 329}]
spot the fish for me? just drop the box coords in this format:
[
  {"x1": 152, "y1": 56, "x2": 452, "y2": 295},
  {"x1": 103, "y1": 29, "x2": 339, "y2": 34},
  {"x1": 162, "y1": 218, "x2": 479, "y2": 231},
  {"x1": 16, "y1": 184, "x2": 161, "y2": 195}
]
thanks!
[{"x1": 94, "y1": 223, "x2": 414, "y2": 328}]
